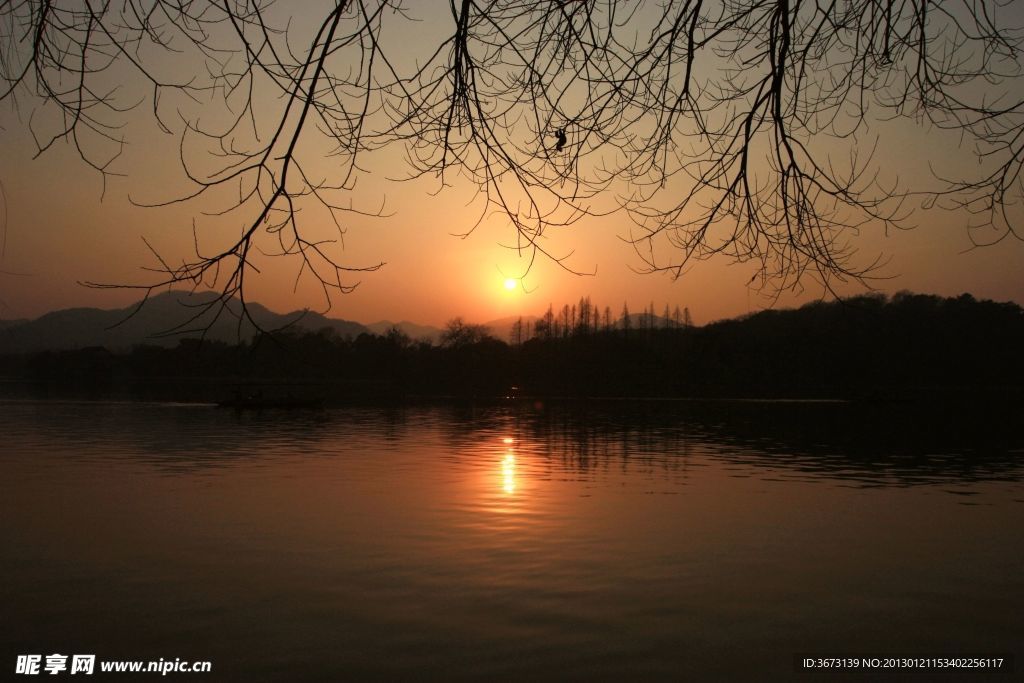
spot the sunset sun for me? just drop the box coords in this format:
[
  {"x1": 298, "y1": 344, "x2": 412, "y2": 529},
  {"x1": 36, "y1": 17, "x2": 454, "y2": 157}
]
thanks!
[{"x1": 503, "y1": 278, "x2": 518, "y2": 291}]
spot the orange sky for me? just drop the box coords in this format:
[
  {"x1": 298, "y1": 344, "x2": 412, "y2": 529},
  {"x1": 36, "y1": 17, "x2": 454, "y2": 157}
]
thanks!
[
  {"x1": 2, "y1": 111, "x2": 1023, "y2": 328},
  {"x1": 2, "y1": 5, "x2": 1023, "y2": 327}
]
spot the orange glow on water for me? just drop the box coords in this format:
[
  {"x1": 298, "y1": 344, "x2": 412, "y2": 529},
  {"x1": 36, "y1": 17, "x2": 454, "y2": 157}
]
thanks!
[{"x1": 502, "y1": 452, "x2": 516, "y2": 494}]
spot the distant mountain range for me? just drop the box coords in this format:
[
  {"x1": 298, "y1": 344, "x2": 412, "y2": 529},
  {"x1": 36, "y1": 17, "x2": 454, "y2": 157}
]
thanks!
[
  {"x1": 0, "y1": 291, "x2": 369, "y2": 354},
  {"x1": 0, "y1": 292, "x2": 539, "y2": 353}
]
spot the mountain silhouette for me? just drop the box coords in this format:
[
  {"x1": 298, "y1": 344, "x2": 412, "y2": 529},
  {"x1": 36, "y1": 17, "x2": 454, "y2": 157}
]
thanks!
[{"x1": 0, "y1": 291, "x2": 369, "y2": 353}]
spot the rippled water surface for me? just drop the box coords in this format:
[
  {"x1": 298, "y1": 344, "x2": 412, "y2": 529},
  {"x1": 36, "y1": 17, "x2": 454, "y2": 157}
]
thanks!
[{"x1": 2, "y1": 399, "x2": 1022, "y2": 680}]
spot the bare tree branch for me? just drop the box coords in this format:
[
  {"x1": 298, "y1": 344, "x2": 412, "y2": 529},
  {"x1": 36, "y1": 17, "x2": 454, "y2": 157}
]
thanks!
[{"x1": 2, "y1": 0, "x2": 1022, "y2": 311}]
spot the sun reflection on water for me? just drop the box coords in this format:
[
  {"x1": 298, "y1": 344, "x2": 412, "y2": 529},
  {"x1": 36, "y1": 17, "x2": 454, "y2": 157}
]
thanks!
[{"x1": 501, "y1": 450, "x2": 516, "y2": 494}]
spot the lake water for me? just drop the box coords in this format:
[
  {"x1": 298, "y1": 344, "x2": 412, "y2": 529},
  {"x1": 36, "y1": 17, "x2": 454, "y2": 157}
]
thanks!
[{"x1": 2, "y1": 398, "x2": 1021, "y2": 680}]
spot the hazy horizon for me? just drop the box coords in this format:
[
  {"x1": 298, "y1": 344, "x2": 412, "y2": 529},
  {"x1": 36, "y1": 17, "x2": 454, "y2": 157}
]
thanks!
[{"x1": 4, "y1": 285, "x2": 1022, "y2": 332}]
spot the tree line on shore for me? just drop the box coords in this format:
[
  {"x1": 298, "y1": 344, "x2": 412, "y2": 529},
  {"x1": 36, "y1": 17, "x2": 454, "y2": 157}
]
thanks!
[
  {"x1": 506, "y1": 297, "x2": 694, "y2": 344},
  {"x1": 3, "y1": 292, "x2": 1022, "y2": 400}
]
